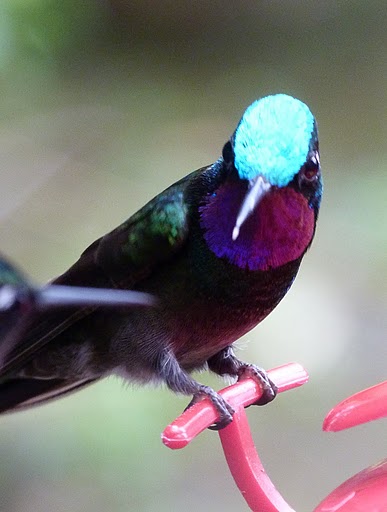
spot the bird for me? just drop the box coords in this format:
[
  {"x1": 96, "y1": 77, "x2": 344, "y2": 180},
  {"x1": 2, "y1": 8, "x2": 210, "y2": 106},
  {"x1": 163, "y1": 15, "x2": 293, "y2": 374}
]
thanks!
[
  {"x1": 0, "y1": 94, "x2": 322, "y2": 427},
  {"x1": 0, "y1": 254, "x2": 154, "y2": 366}
]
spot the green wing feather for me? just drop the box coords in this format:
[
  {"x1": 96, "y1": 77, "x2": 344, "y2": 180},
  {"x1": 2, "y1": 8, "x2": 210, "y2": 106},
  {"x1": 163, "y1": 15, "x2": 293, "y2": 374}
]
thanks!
[
  {"x1": 94, "y1": 177, "x2": 190, "y2": 285},
  {"x1": 0, "y1": 256, "x2": 29, "y2": 288},
  {"x1": 0, "y1": 172, "x2": 195, "y2": 380}
]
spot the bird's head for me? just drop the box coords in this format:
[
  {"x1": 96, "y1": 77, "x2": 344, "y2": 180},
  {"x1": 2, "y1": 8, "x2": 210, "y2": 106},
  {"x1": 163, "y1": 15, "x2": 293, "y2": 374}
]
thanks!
[{"x1": 221, "y1": 94, "x2": 322, "y2": 240}]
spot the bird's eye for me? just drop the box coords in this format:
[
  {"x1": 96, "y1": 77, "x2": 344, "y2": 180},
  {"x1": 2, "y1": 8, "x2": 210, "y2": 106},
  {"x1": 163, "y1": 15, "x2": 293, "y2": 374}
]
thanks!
[
  {"x1": 222, "y1": 141, "x2": 234, "y2": 164},
  {"x1": 300, "y1": 153, "x2": 320, "y2": 183}
]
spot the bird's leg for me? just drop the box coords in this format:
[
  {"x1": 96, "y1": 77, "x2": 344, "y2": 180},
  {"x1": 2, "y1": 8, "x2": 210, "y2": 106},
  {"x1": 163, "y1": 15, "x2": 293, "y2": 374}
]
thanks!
[
  {"x1": 207, "y1": 346, "x2": 277, "y2": 406},
  {"x1": 156, "y1": 349, "x2": 234, "y2": 429}
]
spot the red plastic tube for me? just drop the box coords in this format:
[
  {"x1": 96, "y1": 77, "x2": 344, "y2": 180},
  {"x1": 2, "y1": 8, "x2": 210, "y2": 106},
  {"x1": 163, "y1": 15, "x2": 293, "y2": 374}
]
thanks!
[
  {"x1": 315, "y1": 379, "x2": 387, "y2": 511},
  {"x1": 323, "y1": 380, "x2": 387, "y2": 432},
  {"x1": 162, "y1": 363, "x2": 308, "y2": 512}
]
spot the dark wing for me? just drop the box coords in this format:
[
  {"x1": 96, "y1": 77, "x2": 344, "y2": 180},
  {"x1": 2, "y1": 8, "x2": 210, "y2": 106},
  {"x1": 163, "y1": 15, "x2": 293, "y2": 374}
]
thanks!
[
  {"x1": 0, "y1": 170, "x2": 198, "y2": 384},
  {"x1": 0, "y1": 378, "x2": 96, "y2": 414}
]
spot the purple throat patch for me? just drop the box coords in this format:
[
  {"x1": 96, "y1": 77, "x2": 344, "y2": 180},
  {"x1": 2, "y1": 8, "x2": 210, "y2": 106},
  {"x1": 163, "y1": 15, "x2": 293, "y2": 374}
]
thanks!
[{"x1": 199, "y1": 181, "x2": 315, "y2": 271}]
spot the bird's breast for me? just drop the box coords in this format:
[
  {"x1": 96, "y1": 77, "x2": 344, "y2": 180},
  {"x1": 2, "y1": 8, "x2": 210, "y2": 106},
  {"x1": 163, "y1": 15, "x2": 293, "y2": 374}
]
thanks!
[{"x1": 158, "y1": 251, "x2": 299, "y2": 369}]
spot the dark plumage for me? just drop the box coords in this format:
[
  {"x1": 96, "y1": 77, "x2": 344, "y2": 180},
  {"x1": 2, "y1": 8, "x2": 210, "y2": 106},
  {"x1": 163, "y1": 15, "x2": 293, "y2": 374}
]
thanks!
[
  {"x1": 0, "y1": 94, "x2": 322, "y2": 427},
  {"x1": 0, "y1": 254, "x2": 153, "y2": 374}
]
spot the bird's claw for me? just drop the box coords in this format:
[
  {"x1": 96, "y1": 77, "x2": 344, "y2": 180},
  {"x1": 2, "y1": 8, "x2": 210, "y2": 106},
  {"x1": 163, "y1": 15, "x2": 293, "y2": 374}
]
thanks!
[
  {"x1": 237, "y1": 364, "x2": 278, "y2": 405},
  {"x1": 184, "y1": 365, "x2": 276, "y2": 430},
  {"x1": 185, "y1": 385, "x2": 235, "y2": 430}
]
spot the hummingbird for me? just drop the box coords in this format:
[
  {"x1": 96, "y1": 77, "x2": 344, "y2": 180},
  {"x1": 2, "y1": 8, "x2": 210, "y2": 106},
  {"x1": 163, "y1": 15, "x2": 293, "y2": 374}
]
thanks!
[{"x1": 0, "y1": 94, "x2": 322, "y2": 427}]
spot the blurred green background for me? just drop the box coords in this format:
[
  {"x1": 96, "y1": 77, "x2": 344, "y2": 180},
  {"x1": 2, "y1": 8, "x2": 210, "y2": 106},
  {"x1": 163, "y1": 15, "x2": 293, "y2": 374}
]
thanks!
[{"x1": 0, "y1": 1, "x2": 386, "y2": 511}]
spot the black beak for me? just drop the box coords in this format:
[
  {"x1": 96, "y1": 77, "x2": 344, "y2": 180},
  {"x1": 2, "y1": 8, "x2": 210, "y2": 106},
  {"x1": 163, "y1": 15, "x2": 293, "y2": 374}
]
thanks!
[{"x1": 232, "y1": 175, "x2": 271, "y2": 240}]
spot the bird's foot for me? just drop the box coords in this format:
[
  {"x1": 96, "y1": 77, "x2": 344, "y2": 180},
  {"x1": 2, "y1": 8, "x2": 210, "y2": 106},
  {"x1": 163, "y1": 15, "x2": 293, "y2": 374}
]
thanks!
[
  {"x1": 156, "y1": 348, "x2": 235, "y2": 429},
  {"x1": 186, "y1": 385, "x2": 235, "y2": 430},
  {"x1": 237, "y1": 364, "x2": 278, "y2": 405}
]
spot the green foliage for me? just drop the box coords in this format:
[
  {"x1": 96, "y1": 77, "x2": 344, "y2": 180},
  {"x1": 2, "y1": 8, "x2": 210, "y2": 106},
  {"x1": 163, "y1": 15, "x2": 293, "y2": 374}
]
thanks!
[{"x1": 0, "y1": 0, "x2": 109, "y2": 70}]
